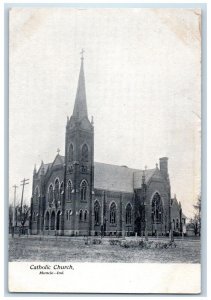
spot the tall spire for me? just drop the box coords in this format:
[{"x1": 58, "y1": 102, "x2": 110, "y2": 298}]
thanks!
[{"x1": 72, "y1": 49, "x2": 88, "y2": 120}]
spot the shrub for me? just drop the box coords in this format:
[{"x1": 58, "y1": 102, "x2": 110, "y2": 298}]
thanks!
[
  {"x1": 139, "y1": 240, "x2": 145, "y2": 248},
  {"x1": 92, "y1": 239, "x2": 102, "y2": 245},
  {"x1": 121, "y1": 241, "x2": 130, "y2": 248},
  {"x1": 120, "y1": 240, "x2": 139, "y2": 248},
  {"x1": 109, "y1": 238, "x2": 177, "y2": 249},
  {"x1": 154, "y1": 240, "x2": 177, "y2": 249},
  {"x1": 109, "y1": 239, "x2": 121, "y2": 246},
  {"x1": 138, "y1": 240, "x2": 153, "y2": 249}
]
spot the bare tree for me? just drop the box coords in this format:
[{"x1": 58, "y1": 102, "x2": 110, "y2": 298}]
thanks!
[
  {"x1": 193, "y1": 195, "x2": 201, "y2": 236},
  {"x1": 9, "y1": 204, "x2": 13, "y2": 232},
  {"x1": 9, "y1": 203, "x2": 30, "y2": 234},
  {"x1": 17, "y1": 204, "x2": 30, "y2": 227}
]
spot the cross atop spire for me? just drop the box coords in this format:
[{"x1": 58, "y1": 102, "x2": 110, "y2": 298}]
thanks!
[
  {"x1": 57, "y1": 148, "x2": 60, "y2": 155},
  {"x1": 72, "y1": 52, "x2": 88, "y2": 120}
]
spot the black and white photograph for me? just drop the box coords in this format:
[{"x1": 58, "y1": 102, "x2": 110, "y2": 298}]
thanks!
[{"x1": 8, "y1": 7, "x2": 201, "y2": 293}]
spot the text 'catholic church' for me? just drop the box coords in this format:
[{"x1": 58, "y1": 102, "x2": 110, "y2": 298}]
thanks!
[{"x1": 30, "y1": 54, "x2": 185, "y2": 237}]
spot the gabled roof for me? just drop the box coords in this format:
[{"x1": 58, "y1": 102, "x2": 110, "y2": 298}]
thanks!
[
  {"x1": 94, "y1": 162, "x2": 156, "y2": 193},
  {"x1": 37, "y1": 157, "x2": 158, "y2": 194},
  {"x1": 36, "y1": 155, "x2": 65, "y2": 177},
  {"x1": 37, "y1": 162, "x2": 45, "y2": 177},
  {"x1": 51, "y1": 154, "x2": 65, "y2": 168},
  {"x1": 94, "y1": 162, "x2": 137, "y2": 193},
  {"x1": 43, "y1": 163, "x2": 52, "y2": 174}
]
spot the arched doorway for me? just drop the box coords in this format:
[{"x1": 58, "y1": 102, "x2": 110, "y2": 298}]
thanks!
[
  {"x1": 45, "y1": 211, "x2": 50, "y2": 230},
  {"x1": 56, "y1": 211, "x2": 61, "y2": 231},
  {"x1": 51, "y1": 211, "x2": 55, "y2": 230}
]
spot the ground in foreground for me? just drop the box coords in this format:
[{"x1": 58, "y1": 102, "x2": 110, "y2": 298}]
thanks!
[{"x1": 9, "y1": 235, "x2": 200, "y2": 263}]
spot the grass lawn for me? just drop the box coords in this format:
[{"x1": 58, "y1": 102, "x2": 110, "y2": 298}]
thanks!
[{"x1": 9, "y1": 235, "x2": 200, "y2": 263}]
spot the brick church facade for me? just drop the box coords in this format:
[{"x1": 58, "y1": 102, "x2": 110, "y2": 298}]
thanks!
[{"x1": 30, "y1": 56, "x2": 185, "y2": 237}]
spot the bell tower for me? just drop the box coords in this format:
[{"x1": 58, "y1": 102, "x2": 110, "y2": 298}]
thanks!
[{"x1": 64, "y1": 50, "x2": 94, "y2": 236}]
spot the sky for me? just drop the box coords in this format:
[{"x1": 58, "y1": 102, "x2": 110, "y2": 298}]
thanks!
[{"x1": 9, "y1": 8, "x2": 201, "y2": 218}]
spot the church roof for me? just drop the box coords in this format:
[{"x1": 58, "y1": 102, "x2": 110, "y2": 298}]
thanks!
[
  {"x1": 38, "y1": 157, "x2": 156, "y2": 193},
  {"x1": 37, "y1": 162, "x2": 51, "y2": 176},
  {"x1": 43, "y1": 163, "x2": 52, "y2": 174},
  {"x1": 38, "y1": 155, "x2": 65, "y2": 176},
  {"x1": 94, "y1": 162, "x2": 136, "y2": 193},
  {"x1": 94, "y1": 162, "x2": 156, "y2": 193},
  {"x1": 51, "y1": 154, "x2": 65, "y2": 168}
]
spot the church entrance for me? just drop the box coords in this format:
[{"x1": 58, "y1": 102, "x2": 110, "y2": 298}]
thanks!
[
  {"x1": 51, "y1": 211, "x2": 55, "y2": 230},
  {"x1": 45, "y1": 211, "x2": 50, "y2": 230},
  {"x1": 56, "y1": 211, "x2": 61, "y2": 231},
  {"x1": 134, "y1": 216, "x2": 141, "y2": 236}
]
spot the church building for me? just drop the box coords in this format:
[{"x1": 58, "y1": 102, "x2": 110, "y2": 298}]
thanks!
[{"x1": 30, "y1": 54, "x2": 184, "y2": 237}]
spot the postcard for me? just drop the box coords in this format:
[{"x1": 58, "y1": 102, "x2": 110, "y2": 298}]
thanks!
[{"x1": 8, "y1": 7, "x2": 201, "y2": 293}]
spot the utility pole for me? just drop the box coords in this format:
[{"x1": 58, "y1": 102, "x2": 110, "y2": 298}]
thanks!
[
  {"x1": 12, "y1": 185, "x2": 18, "y2": 237},
  {"x1": 20, "y1": 178, "x2": 29, "y2": 232}
]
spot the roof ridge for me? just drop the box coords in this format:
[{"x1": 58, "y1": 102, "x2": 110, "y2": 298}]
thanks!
[{"x1": 94, "y1": 161, "x2": 140, "y2": 171}]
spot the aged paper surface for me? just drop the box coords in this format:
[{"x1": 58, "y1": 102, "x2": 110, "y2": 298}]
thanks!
[
  {"x1": 9, "y1": 8, "x2": 201, "y2": 293},
  {"x1": 9, "y1": 263, "x2": 200, "y2": 293}
]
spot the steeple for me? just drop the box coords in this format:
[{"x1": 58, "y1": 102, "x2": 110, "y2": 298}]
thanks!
[{"x1": 72, "y1": 49, "x2": 88, "y2": 120}]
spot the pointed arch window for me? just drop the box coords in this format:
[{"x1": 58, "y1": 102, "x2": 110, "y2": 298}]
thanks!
[
  {"x1": 126, "y1": 203, "x2": 132, "y2": 225},
  {"x1": 81, "y1": 144, "x2": 88, "y2": 162},
  {"x1": 110, "y1": 202, "x2": 117, "y2": 225},
  {"x1": 54, "y1": 179, "x2": 60, "y2": 205},
  {"x1": 152, "y1": 193, "x2": 163, "y2": 223},
  {"x1": 94, "y1": 201, "x2": 100, "y2": 225},
  {"x1": 67, "y1": 180, "x2": 72, "y2": 201},
  {"x1": 80, "y1": 180, "x2": 88, "y2": 201},
  {"x1": 48, "y1": 184, "x2": 54, "y2": 206},
  {"x1": 59, "y1": 182, "x2": 64, "y2": 206},
  {"x1": 60, "y1": 182, "x2": 64, "y2": 195},
  {"x1": 68, "y1": 144, "x2": 74, "y2": 162}
]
